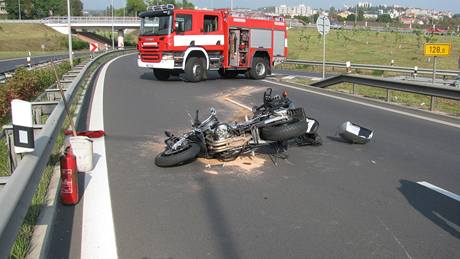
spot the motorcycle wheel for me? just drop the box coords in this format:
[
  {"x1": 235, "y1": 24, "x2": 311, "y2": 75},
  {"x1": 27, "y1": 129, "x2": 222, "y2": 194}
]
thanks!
[
  {"x1": 260, "y1": 119, "x2": 308, "y2": 141},
  {"x1": 155, "y1": 143, "x2": 201, "y2": 167}
]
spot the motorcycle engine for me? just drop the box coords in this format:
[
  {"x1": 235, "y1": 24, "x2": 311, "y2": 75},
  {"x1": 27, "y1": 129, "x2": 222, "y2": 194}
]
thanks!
[
  {"x1": 206, "y1": 124, "x2": 251, "y2": 154},
  {"x1": 214, "y1": 124, "x2": 230, "y2": 140}
]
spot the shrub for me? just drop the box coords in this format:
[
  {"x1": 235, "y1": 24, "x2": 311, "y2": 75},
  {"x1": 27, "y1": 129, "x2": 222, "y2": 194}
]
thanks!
[{"x1": 0, "y1": 61, "x2": 72, "y2": 119}]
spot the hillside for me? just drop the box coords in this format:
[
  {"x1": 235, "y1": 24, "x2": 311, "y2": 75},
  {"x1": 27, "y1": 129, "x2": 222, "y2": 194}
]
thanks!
[
  {"x1": 0, "y1": 23, "x2": 67, "y2": 51},
  {"x1": 287, "y1": 28, "x2": 460, "y2": 70}
]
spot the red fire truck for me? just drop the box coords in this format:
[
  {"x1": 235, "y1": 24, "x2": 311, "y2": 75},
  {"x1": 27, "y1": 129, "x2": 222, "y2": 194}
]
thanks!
[{"x1": 137, "y1": 4, "x2": 287, "y2": 82}]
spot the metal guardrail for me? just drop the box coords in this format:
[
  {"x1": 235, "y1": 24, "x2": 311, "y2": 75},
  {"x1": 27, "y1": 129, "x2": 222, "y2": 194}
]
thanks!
[
  {"x1": 0, "y1": 52, "x2": 89, "y2": 77},
  {"x1": 0, "y1": 49, "x2": 130, "y2": 258},
  {"x1": 310, "y1": 74, "x2": 460, "y2": 111},
  {"x1": 285, "y1": 59, "x2": 460, "y2": 77}
]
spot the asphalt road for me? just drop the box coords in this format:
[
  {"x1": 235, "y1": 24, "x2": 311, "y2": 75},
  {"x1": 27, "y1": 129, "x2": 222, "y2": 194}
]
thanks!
[
  {"x1": 0, "y1": 52, "x2": 88, "y2": 74},
  {"x1": 50, "y1": 54, "x2": 460, "y2": 258}
]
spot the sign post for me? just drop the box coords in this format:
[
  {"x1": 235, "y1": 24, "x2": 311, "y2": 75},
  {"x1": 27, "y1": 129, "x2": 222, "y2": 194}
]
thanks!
[
  {"x1": 424, "y1": 43, "x2": 451, "y2": 84},
  {"x1": 316, "y1": 15, "x2": 330, "y2": 79}
]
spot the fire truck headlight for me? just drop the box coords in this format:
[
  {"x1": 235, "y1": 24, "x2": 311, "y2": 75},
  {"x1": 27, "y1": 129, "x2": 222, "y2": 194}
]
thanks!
[{"x1": 162, "y1": 53, "x2": 174, "y2": 60}]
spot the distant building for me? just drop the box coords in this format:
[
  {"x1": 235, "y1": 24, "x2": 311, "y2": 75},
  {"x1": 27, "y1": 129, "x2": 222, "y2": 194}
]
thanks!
[
  {"x1": 357, "y1": 2, "x2": 372, "y2": 8},
  {"x1": 0, "y1": 0, "x2": 7, "y2": 15},
  {"x1": 275, "y1": 4, "x2": 313, "y2": 17}
]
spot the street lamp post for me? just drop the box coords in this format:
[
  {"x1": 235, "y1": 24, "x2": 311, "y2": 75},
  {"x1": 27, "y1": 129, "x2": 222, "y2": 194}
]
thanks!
[
  {"x1": 67, "y1": 0, "x2": 73, "y2": 66},
  {"x1": 18, "y1": 0, "x2": 21, "y2": 20},
  {"x1": 111, "y1": 0, "x2": 115, "y2": 50}
]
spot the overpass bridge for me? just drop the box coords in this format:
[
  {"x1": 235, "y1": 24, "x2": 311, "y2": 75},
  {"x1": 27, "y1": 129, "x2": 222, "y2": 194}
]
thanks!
[{"x1": 0, "y1": 16, "x2": 141, "y2": 48}]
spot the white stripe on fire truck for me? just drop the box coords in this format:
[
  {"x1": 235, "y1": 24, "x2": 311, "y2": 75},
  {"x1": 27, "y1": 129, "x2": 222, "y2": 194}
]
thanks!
[{"x1": 173, "y1": 35, "x2": 224, "y2": 47}]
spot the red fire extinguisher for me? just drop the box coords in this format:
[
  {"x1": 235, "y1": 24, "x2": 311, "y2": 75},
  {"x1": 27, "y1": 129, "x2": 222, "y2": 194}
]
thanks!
[{"x1": 60, "y1": 146, "x2": 79, "y2": 205}]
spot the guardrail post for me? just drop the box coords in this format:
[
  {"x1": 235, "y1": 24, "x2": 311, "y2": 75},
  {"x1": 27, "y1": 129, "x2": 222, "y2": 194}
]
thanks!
[
  {"x1": 430, "y1": 96, "x2": 436, "y2": 111},
  {"x1": 352, "y1": 83, "x2": 355, "y2": 95},
  {"x1": 386, "y1": 89, "x2": 391, "y2": 102}
]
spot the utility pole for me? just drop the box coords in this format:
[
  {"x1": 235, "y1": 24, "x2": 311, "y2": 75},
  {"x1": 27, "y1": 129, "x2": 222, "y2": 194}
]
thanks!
[
  {"x1": 18, "y1": 0, "x2": 21, "y2": 20},
  {"x1": 231, "y1": 0, "x2": 233, "y2": 10},
  {"x1": 66, "y1": 0, "x2": 73, "y2": 66},
  {"x1": 354, "y1": 3, "x2": 357, "y2": 27},
  {"x1": 111, "y1": 0, "x2": 115, "y2": 50}
]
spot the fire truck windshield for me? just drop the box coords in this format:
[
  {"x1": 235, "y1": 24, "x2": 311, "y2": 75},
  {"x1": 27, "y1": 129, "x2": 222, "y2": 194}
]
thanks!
[{"x1": 140, "y1": 15, "x2": 172, "y2": 36}]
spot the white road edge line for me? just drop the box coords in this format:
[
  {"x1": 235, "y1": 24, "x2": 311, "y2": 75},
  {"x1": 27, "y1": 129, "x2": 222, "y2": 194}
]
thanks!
[
  {"x1": 224, "y1": 97, "x2": 252, "y2": 111},
  {"x1": 417, "y1": 181, "x2": 460, "y2": 202},
  {"x1": 262, "y1": 80, "x2": 460, "y2": 129},
  {"x1": 81, "y1": 54, "x2": 131, "y2": 259}
]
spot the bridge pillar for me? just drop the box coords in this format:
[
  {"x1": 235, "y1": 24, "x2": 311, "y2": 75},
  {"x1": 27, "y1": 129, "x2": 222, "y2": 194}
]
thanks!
[{"x1": 117, "y1": 29, "x2": 125, "y2": 49}]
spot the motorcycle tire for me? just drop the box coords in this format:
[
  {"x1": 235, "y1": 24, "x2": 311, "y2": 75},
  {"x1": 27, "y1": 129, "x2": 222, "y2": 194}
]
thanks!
[
  {"x1": 260, "y1": 119, "x2": 308, "y2": 141},
  {"x1": 155, "y1": 143, "x2": 201, "y2": 167}
]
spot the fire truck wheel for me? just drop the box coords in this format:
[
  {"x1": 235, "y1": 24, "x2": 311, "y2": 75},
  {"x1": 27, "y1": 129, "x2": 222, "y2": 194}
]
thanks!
[
  {"x1": 153, "y1": 69, "x2": 170, "y2": 81},
  {"x1": 249, "y1": 57, "x2": 268, "y2": 79},
  {"x1": 184, "y1": 57, "x2": 205, "y2": 82}
]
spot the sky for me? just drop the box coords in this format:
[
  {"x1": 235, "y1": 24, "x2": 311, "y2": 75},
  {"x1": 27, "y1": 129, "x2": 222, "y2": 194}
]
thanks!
[{"x1": 82, "y1": 0, "x2": 460, "y2": 13}]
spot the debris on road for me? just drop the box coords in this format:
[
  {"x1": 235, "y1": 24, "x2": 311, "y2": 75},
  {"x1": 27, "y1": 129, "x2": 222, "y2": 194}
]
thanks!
[{"x1": 338, "y1": 121, "x2": 374, "y2": 144}]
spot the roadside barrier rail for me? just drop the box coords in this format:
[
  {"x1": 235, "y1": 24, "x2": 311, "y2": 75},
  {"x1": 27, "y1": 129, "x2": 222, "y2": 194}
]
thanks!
[
  {"x1": 310, "y1": 74, "x2": 460, "y2": 111},
  {"x1": 0, "y1": 49, "x2": 131, "y2": 258},
  {"x1": 285, "y1": 59, "x2": 460, "y2": 77}
]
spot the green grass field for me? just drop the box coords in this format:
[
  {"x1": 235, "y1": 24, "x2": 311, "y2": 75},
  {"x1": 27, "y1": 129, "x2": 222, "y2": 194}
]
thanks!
[
  {"x1": 0, "y1": 24, "x2": 67, "y2": 51},
  {"x1": 287, "y1": 28, "x2": 460, "y2": 70},
  {"x1": 0, "y1": 24, "x2": 68, "y2": 60}
]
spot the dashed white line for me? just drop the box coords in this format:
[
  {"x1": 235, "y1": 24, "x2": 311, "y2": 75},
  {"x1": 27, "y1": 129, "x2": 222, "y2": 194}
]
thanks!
[
  {"x1": 262, "y1": 79, "x2": 460, "y2": 129},
  {"x1": 417, "y1": 181, "x2": 460, "y2": 202}
]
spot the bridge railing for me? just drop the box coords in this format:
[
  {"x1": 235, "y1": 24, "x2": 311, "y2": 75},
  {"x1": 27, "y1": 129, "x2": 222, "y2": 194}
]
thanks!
[{"x1": 42, "y1": 16, "x2": 141, "y2": 24}]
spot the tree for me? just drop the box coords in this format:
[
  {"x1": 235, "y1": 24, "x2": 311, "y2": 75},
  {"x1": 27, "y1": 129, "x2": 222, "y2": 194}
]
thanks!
[
  {"x1": 312, "y1": 13, "x2": 319, "y2": 23},
  {"x1": 71, "y1": 0, "x2": 83, "y2": 16},
  {"x1": 376, "y1": 14, "x2": 392, "y2": 23},
  {"x1": 346, "y1": 14, "x2": 356, "y2": 22},
  {"x1": 294, "y1": 15, "x2": 310, "y2": 24},
  {"x1": 127, "y1": 0, "x2": 146, "y2": 16},
  {"x1": 329, "y1": 7, "x2": 337, "y2": 19},
  {"x1": 357, "y1": 9, "x2": 364, "y2": 21},
  {"x1": 6, "y1": 0, "x2": 83, "y2": 19},
  {"x1": 144, "y1": 0, "x2": 194, "y2": 9}
]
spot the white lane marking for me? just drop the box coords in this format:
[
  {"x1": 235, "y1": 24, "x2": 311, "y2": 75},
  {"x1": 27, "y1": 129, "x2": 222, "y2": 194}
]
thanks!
[
  {"x1": 81, "y1": 54, "x2": 131, "y2": 259},
  {"x1": 224, "y1": 97, "x2": 252, "y2": 111},
  {"x1": 376, "y1": 216, "x2": 413, "y2": 259},
  {"x1": 262, "y1": 80, "x2": 460, "y2": 129},
  {"x1": 417, "y1": 181, "x2": 460, "y2": 202}
]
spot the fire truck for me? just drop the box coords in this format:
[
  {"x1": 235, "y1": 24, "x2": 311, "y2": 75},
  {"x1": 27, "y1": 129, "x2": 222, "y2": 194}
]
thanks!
[{"x1": 137, "y1": 4, "x2": 287, "y2": 82}]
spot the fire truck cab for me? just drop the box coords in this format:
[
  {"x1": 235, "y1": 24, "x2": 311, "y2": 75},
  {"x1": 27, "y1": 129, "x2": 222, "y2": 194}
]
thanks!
[{"x1": 137, "y1": 5, "x2": 287, "y2": 82}]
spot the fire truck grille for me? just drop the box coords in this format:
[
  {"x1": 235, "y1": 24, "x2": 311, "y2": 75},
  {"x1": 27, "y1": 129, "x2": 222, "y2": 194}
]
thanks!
[{"x1": 141, "y1": 53, "x2": 161, "y2": 62}]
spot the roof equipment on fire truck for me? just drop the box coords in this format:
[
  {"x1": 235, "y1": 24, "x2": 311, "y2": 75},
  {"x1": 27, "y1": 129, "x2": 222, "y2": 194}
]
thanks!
[{"x1": 147, "y1": 4, "x2": 174, "y2": 12}]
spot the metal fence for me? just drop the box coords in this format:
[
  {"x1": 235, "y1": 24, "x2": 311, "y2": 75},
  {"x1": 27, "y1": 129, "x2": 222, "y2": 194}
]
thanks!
[
  {"x1": 284, "y1": 59, "x2": 460, "y2": 77},
  {"x1": 0, "y1": 50, "x2": 130, "y2": 258}
]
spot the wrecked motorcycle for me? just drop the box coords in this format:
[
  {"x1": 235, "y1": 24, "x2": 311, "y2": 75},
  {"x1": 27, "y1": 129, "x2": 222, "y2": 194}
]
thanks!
[{"x1": 155, "y1": 89, "x2": 321, "y2": 167}]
